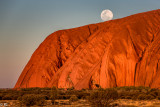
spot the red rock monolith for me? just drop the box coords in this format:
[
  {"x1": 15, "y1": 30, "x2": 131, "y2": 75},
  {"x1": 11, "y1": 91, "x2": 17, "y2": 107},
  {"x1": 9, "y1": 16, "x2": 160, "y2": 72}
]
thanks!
[{"x1": 15, "y1": 9, "x2": 160, "y2": 90}]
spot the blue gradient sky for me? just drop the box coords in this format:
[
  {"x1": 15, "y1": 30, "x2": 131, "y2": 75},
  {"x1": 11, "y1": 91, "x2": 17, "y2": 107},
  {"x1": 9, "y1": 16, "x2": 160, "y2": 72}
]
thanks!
[{"x1": 0, "y1": 0, "x2": 160, "y2": 88}]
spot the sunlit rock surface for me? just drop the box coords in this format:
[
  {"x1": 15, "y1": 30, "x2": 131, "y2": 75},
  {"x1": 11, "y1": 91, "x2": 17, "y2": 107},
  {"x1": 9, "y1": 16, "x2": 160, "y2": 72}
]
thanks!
[{"x1": 15, "y1": 9, "x2": 160, "y2": 90}]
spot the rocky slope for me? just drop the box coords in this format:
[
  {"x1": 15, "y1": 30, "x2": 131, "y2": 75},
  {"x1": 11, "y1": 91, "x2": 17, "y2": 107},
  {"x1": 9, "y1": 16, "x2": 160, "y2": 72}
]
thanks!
[{"x1": 15, "y1": 9, "x2": 160, "y2": 89}]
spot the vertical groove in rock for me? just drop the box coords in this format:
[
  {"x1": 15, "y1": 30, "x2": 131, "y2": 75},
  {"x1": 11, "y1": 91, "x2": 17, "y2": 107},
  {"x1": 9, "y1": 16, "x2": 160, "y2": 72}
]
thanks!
[
  {"x1": 134, "y1": 62, "x2": 138, "y2": 85},
  {"x1": 57, "y1": 35, "x2": 62, "y2": 68}
]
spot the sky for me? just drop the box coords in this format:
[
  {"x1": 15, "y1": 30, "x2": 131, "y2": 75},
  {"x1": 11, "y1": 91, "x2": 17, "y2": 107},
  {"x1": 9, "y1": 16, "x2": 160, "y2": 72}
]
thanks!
[{"x1": 0, "y1": 0, "x2": 160, "y2": 88}]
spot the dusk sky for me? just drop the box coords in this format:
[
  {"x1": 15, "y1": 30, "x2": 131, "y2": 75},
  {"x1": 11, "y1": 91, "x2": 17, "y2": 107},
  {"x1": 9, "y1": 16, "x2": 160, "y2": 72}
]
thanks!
[{"x1": 0, "y1": 0, "x2": 160, "y2": 88}]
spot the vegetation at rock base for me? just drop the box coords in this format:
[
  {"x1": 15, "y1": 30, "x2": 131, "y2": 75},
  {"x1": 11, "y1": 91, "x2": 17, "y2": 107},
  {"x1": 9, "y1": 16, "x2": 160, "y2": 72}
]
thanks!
[
  {"x1": 88, "y1": 88, "x2": 118, "y2": 106},
  {"x1": 0, "y1": 86, "x2": 160, "y2": 106},
  {"x1": 50, "y1": 86, "x2": 58, "y2": 105},
  {"x1": 18, "y1": 94, "x2": 46, "y2": 106},
  {"x1": 69, "y1": 95, "x2": 79, "y2": 103}
]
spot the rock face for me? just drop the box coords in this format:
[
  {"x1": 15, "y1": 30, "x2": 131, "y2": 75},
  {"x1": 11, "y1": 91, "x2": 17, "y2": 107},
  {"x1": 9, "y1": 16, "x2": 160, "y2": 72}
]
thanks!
[{"x1": 15, "y1": 9, "x2": 160, "y2": 90}]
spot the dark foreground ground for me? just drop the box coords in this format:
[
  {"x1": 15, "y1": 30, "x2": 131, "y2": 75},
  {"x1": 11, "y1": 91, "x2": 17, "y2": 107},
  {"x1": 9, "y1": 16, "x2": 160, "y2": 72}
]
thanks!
[
  {"x1": 1, "y1": 86, "x2": 160, "y2": 106},
  {"x1": 1, "y1": 99, "x2": 160, "y2": 107}
]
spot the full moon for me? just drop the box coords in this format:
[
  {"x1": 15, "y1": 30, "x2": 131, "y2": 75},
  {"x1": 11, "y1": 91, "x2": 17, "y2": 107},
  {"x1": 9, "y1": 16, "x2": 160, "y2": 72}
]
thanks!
[{"x1": 101, "y1": 9, "x2": 113, "y2": 21}]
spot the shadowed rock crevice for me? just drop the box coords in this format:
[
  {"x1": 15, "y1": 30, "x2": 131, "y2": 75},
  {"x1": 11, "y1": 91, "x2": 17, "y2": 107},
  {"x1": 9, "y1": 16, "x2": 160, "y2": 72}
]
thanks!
[
  {"x1": 57, "y1": 35, "x2": 62, "y2": 68},
  {"x1": 88, "y1": 26, "x2": 91, "y2": 37},
  {"x1": 134, "y1": 62, "x2": 138, "y2": 85}
]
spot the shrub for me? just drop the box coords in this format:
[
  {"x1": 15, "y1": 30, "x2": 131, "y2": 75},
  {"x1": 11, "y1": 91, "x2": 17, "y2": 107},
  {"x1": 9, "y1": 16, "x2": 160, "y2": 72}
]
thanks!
[
  {"x1": 57, "y1": 95, "x2": 71, "y2": 99},
  {"x1": 149, "y1": 91, "x2": 159, "y2": 97},
  {"x1": 125, "y1": 96, "x2": 132, "y2": 99},
  {"x1": 145, "y1": 95, "x2": 155, "y2": 100},
  {"x1": 75, "y1": 92, "x2": 90, "y2": 99},
  {"x1": 137, "y1": 94, "x2": 155, "y2": 100},
  {"x1": 17, "y1": 96, "x2": 22, "y2": 101},
  {"x1": 36, "y1": 97, "x2": 46, "y2": 106},
  {"x1": 118, "y1": 89, "x2": 143, "y2": 100},
  {"x1": 19, "y1": 94, "x2": 35, "y2": 106},
  {"x1": 118, "y1": 91, "x2": 129, "y2": 99},
  {"x1": 66, "y1": 90, "x2": 75, "y2": 95},
  {"x1": 50, "y1": 87, "x2": 58, "y2": 105},
  {"x1": 121, "y1": 86, "x2": 132, "y2": 91},
  {"x1": 157, "y1": 96, "x2": 160, "y2": 100},
  {"x1": 130, "y1": 91, "x2": 142, "y2": 100},
  {"x1": 11, "y1": 94, "x2": 19, "y2": 100},
  {"x1": 41, "y1": 87, "x2": 52, "y2": 91},
  {"x1": 88, "y1": 89, "x2": 118, "y2": 106},
  {"x1": 0, "y1": 94, "x2": 3, "y2": 100},
  {"x1": 131, "y1": 96, "x2": 138, "y2": 100},
  {"x1": 137, "y1": 94, "x2": 146, "y2": 100},
  {"x1": 18, "y1": 94, "x2": 46, "y2": 106},
  {"x1": 136, "y1": 86, "x2": 147, "y2": 91},
  {"x1": 69, "y1": 95, "x2": 78, "y2": 102},
  {"x1": 67, "y1": 87, "x2": 75, "y2": 91},
  {"x1": 2, "y1": 94, "x2": 13, "y2": 100}
]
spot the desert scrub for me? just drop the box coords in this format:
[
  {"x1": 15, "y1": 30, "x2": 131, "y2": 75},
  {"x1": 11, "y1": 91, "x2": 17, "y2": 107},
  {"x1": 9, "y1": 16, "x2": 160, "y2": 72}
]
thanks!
[
  {"x1": 0, "y1": 94, "x2": 3, "y2": 100},
  {"x1": 18, "y1": 94, "x2": 46, "y2": 106},
  {"x1": 118, "y1": 90, "x2": 141, "y2": 100},
  {"x1": 88, "y1": 88, "x2": 118, "y2": 107},
  {"x1": 157, "y1": 96, "x2": 160, "y2": 100},
  {"x1": 2, "y1": 94, "x2": 12, "y2": 100},
  {"x1": 69, "y1": 95, "x2": 79, "y2": 102},
  {"x1": 145, "y1": 94, "x2": 155, "y2": 100},
  {"x1": 50, "y1": 86, "x2": 58, "y2": 105},
  {"x1": 148, "y1": 89, "x2": 159, "y2": 97},
  {"x1": 137, "y1": 94, "x2": 147, "y2": 100},
  {"x1": 137, "y1": 94, "x2": 155, "y2": 100}
]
